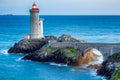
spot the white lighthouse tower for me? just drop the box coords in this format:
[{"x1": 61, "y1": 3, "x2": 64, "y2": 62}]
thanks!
[{"x1": 25, "y1": 2, "x2": 43, "y2": 39}]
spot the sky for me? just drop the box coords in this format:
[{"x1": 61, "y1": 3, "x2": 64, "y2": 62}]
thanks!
[{"x1": 0, "y1": 0, "x2": 120, "y2": 15}]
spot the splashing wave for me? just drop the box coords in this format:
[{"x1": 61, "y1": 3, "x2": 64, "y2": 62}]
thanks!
[
  {"x1": 49, "y1": 62, "x2": 67, "y2": 67},
  {"x1": 0, "y1": 49, "x2": 8, "y2": 55}
]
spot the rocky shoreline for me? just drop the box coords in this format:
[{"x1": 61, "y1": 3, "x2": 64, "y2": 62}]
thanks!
[
  {"x1": 97, "y1": 52, "x2": 120, "y2": 80},
  {"x1": 8, "y1": 39, "x2": 47, "y2": 53},
  {"x1": 8, "y1": 34, "x2": 120, "y2": 80},
  {"x1": 8, "y1": 34, "x2": 85, "y2": 65}
]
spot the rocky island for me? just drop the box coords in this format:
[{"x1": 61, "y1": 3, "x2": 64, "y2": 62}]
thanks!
[
  {"x1": 9, "y1": 34, "x2": 86, "y2": 64},
  {"x1": 8, "y1": 34, "x2": 86, "y2": 65},
  {"x1": 8, "y1": 34, "x2": 120, "y2": 80}
]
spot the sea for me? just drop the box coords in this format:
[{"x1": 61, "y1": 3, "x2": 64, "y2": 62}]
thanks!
[{"x1": 0, "y1": 15, "x2": 120, "y2": 80}]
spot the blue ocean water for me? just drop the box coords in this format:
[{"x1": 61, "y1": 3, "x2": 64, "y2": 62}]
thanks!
[{"x1": 0, "y1": 15, "x2": 120, "y2": 80}]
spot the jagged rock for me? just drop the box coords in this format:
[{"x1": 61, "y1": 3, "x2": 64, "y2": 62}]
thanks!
[
  {"x1": 97, "y1": 52, "x2": 120, "y2": 80},
  {"x1": 45, "y1": 34, "x2": 86, "y2": 42},
  {"x1": 97, "y1": 60, "x2": 115, "y2": 80},
  {"x1": 58, "y1": 34, "x2": 86, "y2": 42},
  {"x1": 22, "y1": 47, "x2": 81, "y2": 65},
  {"x1": 8, "y1": 34, "x2": 86, "y2": 54},
  {"x1": 8, "y1": 39, "x2": 47, "y2": 54},
  {"x1": 8, "y1": 34, "x2": 87, "y2": 65},
  {"x1": 45, "y1": 35, "x2": 57, "y2": 42}
]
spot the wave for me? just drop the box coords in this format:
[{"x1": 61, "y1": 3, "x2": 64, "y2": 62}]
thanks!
[
  {"x1": 0, "y1": 49, "x2": 8, "y2": 55},
  {"x1": 88, "y1": 48, "x2": 103, "y2": 65},
  {"x1": 90, "y1": 69, "x2": 106, "y2": 80},
  {"x1": 90, "y1": 69, "x2": 97, "y2": 76},
  {"x1": 70, "y1": 67, "x2": 106, "y2": 80},
  {"x1": 16, "y1": 57, "x2": 23, "y2": 61},
  {"x1": 49, "y1": 62, "x2": 67, "y2": 67}
]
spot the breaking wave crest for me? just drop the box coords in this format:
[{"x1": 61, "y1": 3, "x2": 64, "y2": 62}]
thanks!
[
  {"x1": 0, "y1": 49, "x2": 8, "y2": 55},
  {"x1": 76, "y1": 48, "x2": 104, "y2": 69},
  {"x1": 16, "y1": 57, "x2": 23, "y2": 61},
  {"x1": 49, "y1": 62, "x2": 67, "y2": 67},
  {"x1": 88, "y1": 48, "x2": 103, "y2": 65}
]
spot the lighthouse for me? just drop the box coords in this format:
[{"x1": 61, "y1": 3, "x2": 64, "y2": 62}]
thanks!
[{"x1": 25, "y1": 2, "x2": 43, "y2": 39}]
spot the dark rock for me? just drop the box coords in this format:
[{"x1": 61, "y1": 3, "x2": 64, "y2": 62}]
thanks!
[
  {"x1": 97, "y1": 60, "x2": 115, "y2": 80},
  {"x1": 97, "y1": 52, "x2": 120, "y2": 80},
  {"x1": 22, "y1": 47, "x2": 81, "y2": 65},
  {"x1": 8, "y1": 39, "x2": 47, "y2": 54},
  {"x1": 45, "y1": 34, "x2": 86, "y2": 43},
  {"x1": 8, "y1": 34, "x2": 86, "y2": 54},
  {"x1": 45, "y1": 35, "x2": 57, "y2": 42},
  {"x1": 58, "y1": 34, "x2": 86, "y2": 42}
]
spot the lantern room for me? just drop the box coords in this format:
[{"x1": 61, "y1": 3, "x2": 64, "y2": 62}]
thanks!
[{"x1": 32, "y1": 2, "x2": 39, "y2": 10}]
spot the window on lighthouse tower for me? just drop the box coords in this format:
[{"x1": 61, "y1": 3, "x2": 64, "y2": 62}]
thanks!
[{"x1": 38, "y1": 21, "x2": 41, "y2": 31}]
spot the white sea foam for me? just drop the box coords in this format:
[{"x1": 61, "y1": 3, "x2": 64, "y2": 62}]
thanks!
[
  {"x1": 90, "y1": 69, "x2": 97, "y2": 76},
  {"x1": 49, "y1": 62, "x2": 67, "y2": 67},
  {"x1": 0, "y1": 49, "x2": 8, "y2": 55},
  {"x1": 79, "y1": 64, "x2": 88, "y2": 68},
  {"x1": 90, "y1": 69, "x2": 106, "y2": 80},
  {"x1": 16, "y1": 57, "x2": 23, "y2": 61},
  {"x1": 101, "y1": 77, "x2": 107, "y2": 80},
  {"x1": 88, "y1": 48, "x2": 103, "y2": 65}
]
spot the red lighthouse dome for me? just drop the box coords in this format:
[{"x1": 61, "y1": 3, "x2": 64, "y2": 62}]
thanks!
[{"x1": 32, "y1": 2, "x2": 39, "y2": 10}]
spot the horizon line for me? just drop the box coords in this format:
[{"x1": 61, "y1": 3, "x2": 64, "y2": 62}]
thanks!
[{"x1": 0, "y1": 14, "x2": 120, "y2": 16}]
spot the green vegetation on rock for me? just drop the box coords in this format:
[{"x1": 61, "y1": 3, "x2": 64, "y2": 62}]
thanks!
[
  {"x1": 38, "y1": 45, "x2": 57, "y2": 56},
  {"x1": 40, "y1": 46, "x2": 80, "y2": 58},
  {"x1": 25, "y1": 40, "x2": 41, "y2": 46},
  {"x1": 45, "y1": 46, "x2": 56, "y2": 53},
  {"x1": 110, "y1": 52, "x2": 120, "y2": 59},
  {"x1": 61, "y1": 47, "x2": 80, "y2": 58},
  {"x1": 111, "y1": 67, "x2": 120, "y2": 80},
  {"x1": 109, "y1": 52, "x2": 120, "y2": 80},
  {"x1": 108, "y1": 52, "x2": 120, "y2": 64}
]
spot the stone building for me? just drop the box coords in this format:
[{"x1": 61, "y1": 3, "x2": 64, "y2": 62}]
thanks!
[{"x1": 25, "y1": 2, "x2": 43, "y2": 39}]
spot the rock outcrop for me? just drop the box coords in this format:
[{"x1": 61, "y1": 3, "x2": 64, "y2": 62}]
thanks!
[
  {"x1": 97, "y1": 52, "x2": 120, "y2": 80},
  {"x1": 45, "y1": 35, "x2": 57, "y2": 42},
  {"x1": 58, "y1": 34, "x2": 86, "y2": 42},
  {"x1": 8, "y1": 34, "x2": 86, "y2": 65},
  {"x1": 8, "y1": 34, "x2": 86, "y2": 54},
  {"x1": 22, "y1": 47, "x2": 82, "y2": 65},
  {"x1": 97, "y1": 60, "x2": 115, "y2": 80},
  {"x1": 8, "y1": 39, "x2": 47, "y2": 53}
]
